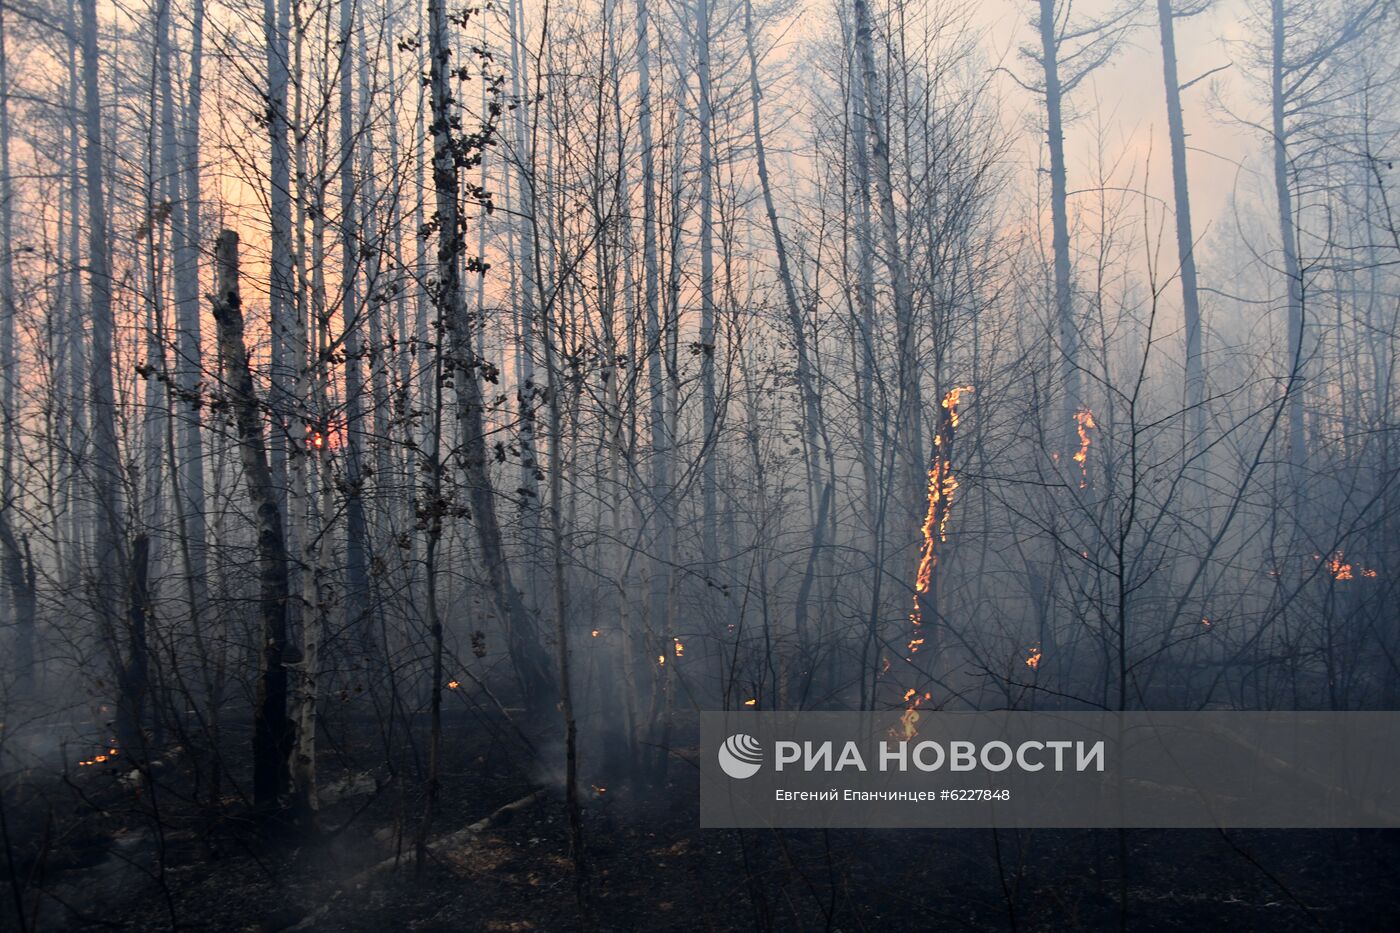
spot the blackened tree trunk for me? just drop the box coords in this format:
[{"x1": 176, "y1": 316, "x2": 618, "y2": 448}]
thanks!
[
  {"x1": 0, "y1": 514, "x2": 34, "y2": 695},
  {"x1": 211, "y1": 230, "x2": 293, "y2": 812},
  {"x1": 118, "y1": 535, "x2": 151, "y2": 753}
]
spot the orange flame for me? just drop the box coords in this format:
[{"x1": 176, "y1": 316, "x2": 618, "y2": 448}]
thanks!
[
  {"x1": 1072, "y1": 409, "x2": 1095, "y2": 488},
  {"x1": 304, "y1": 421, "x2": 345, "y2": 452},
  {"x1": 899, "y1": 387, "x2": 973, "y2": 727},
  {"x1": 1317, "y1": 551, "x2": 1377, "y2": 581},
  {"x1": 77, "y1": 744, "x2": 120, "y2": 768},
  {"x1": 1025, "y1": 647, "x2": 1042, "y2": 670},
  {"x1": 910, "y1": 387, "x2": 973, "y2": 649}
]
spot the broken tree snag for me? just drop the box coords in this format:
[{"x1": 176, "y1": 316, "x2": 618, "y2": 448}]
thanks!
[{"x1": 211, "y1": 230, "x2": 294, "y2": 813}]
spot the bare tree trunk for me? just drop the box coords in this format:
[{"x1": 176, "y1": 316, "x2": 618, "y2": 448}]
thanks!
[
  {"x1": 157, "y1": 0, "x2": 210, "y2": 630},
  {"x1": 743, "y1": 0, "x2": 830, "y2": 658},
  {"x1": 63, "y1": 0, "x2": 88, "y2": 587},
  {"x1": 356, "y1": 2, "x2": 396, "y2": 553},
  {"x1": 1156, "y1": 0, "x2": 1206, "y2": 453},
  {"x1": 507, "y1": 0, "x2": 544, "y2": 595},
  {"x1": 413, "y1": 232, "x2": 447, "y2": 870},
  {"x1": 0, "y1": 8, "x2": 30, "y2": 695},
  {"x1": 289, "y1": 349, "x2": 331, "y2": 820},
  {"x1": 848, "y1": 21, "x2": 879, "y2": 529},
  {"x1": 600, "y1": 0, "x2": 641, "y2": 773},
  {"x1": 141, "y1": 0, "x2": 173, "y2": 578},
  {"x1": 338, "y1": 0, "x2": 372, "y2": 652},
  {"x1": 854, "y1": 0, "x2": 923, "y2": 555},
  {"x1": 265, "y1": 0, "x2": 295, "y2": 520},
  {"x1": 287, "y1": 0, "x2": 317, "y2": 820},
  {"x1": 695, "y1": 0, "x2": 719, "y2": 564},
  {"x1": 1271, "y1": 0, "x2": 1307, "y2": 473},
  {"x1": 0, "y1": 3, "x2": 12, "y2": 560},
  {"x1": 541, "y1": 237, "x2": 588, "y2": 903},
  {"x1": 1038, "y1": 0, "x2": 1079, "y2": 447},
  {"x1": 79, "y1": 0, "x2": 132, "y2": 748},
  {"x1": 426, "y1": 0, "x2": 554, "y2": 713},
  {"x1": 634, "y1": 0, "x2": 671, "y2": 779},
  {"x1": 653, "y1": 10, "x2": 693, "y2": 784},
  {"x1": 212, "y1": 230, "x2": 293, "y2": 814}
]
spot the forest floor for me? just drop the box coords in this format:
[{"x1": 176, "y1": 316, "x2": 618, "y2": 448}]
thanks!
[{"x1": 6, "y1": 710, "x2": 1400, "y2": 932}]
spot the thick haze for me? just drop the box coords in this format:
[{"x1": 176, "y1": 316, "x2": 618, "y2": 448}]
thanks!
[{"x1": 0, "y1": 0, "x2": 1397, "y2": 901}]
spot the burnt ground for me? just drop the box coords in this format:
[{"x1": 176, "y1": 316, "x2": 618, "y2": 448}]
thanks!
[{"x1": 5, "y1": 711, "x2": 1400, "y2": 932}]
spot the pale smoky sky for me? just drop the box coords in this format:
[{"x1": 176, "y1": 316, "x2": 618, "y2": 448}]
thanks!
[
  {"x1": 201, "y1": 0, "x2": 1276, "y2": 325},
  {"x1": 781, "y1": 0, "x2": 1271, "y2": 293},
  {"x1": 979, "y1": 0, "x2": 1260, "y2": 238}
]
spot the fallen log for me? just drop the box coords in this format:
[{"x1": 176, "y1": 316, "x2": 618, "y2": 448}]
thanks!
[{"x1": 284, "y1": 789, "x2": 547, "y2": 932}]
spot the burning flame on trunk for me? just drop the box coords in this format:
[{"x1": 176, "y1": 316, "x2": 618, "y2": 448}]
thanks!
[
  {"x1": 892, "y1": 692, "x2": 933, "y2": 739},
  {"x1": 896, "y1": 387, "x2": 972, "y2": 737},
  {"x1": 1025, "y1": 647, "x2": 1042, "y2": 670},
  {"x1": 1072, "y1": 409, "x2": 1096, "y2": 488},
  {"x1": 909, "y1": 387, "x2": 972, "y2": 648}
]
